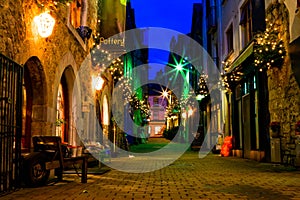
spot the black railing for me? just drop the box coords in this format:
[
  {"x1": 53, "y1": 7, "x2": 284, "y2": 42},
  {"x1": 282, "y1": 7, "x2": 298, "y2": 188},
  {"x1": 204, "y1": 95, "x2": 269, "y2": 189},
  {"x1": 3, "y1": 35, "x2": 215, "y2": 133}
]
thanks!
[{"x1": 0, "y1": 53, "x2": 23, "y2": 195}]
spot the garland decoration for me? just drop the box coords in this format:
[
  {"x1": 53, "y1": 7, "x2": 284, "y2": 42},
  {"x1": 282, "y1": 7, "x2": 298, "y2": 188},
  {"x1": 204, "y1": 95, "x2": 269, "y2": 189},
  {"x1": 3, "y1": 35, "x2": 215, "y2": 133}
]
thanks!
[{"x1": 254, "y1": 20, "x2": 286, "y2": 71}]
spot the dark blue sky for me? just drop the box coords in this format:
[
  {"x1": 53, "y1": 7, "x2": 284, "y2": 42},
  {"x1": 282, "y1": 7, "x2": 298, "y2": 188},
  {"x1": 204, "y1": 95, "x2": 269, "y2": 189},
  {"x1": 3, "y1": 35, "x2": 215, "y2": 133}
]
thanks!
[
  {"x1": 130, "y1": 0, "x2": 202, "y2": 79},
  {"x1": 130, "y1": 0, "x2": 201, "y2": 34}
]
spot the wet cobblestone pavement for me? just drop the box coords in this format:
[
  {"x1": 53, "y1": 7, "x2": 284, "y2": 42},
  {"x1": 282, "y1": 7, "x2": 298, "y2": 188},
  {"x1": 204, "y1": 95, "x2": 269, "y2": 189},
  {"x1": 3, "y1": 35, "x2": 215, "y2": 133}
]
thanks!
[{"x1": 2, "y1": 138, "x2": 300, "y2": 200}]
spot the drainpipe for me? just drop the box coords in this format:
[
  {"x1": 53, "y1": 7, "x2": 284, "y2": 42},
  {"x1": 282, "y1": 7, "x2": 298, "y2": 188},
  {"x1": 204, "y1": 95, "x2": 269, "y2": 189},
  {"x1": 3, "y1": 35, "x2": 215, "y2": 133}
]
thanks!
[
  {"x1": 77, "y1": 0, "x2": 91, "y2": 40},
  {"x1": 81, "y1": 0, "x2": 87, "y2": 26}
]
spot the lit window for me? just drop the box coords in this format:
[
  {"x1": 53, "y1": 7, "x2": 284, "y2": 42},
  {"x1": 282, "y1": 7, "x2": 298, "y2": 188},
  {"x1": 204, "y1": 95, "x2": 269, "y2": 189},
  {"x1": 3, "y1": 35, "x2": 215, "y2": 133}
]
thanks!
[{"x1": 153, "y1": 97, "x2": 159, "y2": 105}]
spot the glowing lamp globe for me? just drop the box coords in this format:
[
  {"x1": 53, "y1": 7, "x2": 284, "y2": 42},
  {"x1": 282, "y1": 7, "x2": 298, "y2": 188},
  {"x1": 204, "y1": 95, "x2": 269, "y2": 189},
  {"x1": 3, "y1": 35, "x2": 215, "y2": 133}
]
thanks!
[
  {"x1": 34, "y1": 12, "x2": 55, "y2": 38},
  {"x1": 93, "y1": 76, "x2": 105, "y2": 91}
]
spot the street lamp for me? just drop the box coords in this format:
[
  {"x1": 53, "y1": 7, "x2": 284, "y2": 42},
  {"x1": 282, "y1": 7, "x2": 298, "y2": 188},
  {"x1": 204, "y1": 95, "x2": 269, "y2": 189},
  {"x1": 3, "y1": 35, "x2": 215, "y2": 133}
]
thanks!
[
  {"x1": 34, "y1": 12, "x2": 55, "y2": 38},
  {"x1": 93, "y1": 76, "x2": 105, "y2": 91}
]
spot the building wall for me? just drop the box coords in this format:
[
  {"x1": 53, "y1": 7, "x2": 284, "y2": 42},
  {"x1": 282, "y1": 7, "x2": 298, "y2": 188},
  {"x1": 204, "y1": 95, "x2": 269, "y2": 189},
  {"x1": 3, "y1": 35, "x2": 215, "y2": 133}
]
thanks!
[
  {"x1": 265, "y1": 2, "x2": 300, "y2": 139},
  {"x1": 0, "y1": 0, "x2": 103, "y2": 147},
  {"x1": 221, "y1": 0, "x2": 268, "y2": 161},
  {"x1": 265, "y1": 0, "x2": 300, "y2": 43},
  {"x1": 148, "y1": 96, "x2": 167, "y2": 121},
  {"x1": 147, "y1": 95, "x2": 167, "y2": 137},
  {"x1": 220, "y1": 0, "x2": 300, "y2": 162}
]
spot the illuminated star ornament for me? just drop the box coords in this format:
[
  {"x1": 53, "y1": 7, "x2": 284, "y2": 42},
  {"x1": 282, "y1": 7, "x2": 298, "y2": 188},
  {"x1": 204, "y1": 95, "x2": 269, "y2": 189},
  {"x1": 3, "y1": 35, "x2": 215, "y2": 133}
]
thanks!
[{"x1": 168, "y1": 53, "x2": 190, "y2": 83}]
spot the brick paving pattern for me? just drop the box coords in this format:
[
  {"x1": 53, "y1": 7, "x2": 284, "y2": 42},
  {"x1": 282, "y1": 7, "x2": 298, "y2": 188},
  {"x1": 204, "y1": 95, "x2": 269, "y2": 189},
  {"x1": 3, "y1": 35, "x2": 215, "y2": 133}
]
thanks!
[{"x1": 2, "y1": 138, "x2": 300, "y2": 200}]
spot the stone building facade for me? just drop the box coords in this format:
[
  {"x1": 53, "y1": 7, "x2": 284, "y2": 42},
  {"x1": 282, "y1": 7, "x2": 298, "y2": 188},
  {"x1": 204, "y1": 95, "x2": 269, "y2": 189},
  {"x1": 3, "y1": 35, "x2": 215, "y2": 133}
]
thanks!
[
  {"x1": 0, "y1": 0, "x2": 126, "y2": 151},
  {"x1": 219, "y1": 0, "x2": 300, "y2": 163},
  {"x1": 265, "y1": 1, "x2": 300, "y2": 164},
  {"x1": 266, "y1": 2, "x2": 300, "y2": 133}
]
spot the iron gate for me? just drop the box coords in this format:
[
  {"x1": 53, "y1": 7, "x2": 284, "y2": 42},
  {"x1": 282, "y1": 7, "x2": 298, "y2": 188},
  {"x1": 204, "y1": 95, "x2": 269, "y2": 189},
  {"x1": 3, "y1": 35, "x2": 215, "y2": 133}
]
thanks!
[{"x1": 0, "y1": 54, "x2": 23, "y2": 195}]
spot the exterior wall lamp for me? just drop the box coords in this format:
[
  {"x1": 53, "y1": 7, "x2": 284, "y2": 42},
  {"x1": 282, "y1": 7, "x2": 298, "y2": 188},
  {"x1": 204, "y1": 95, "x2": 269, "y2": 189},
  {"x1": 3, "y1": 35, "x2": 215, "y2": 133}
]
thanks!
[
  {"x1": 34, "y1": 12, "x2": 55, "y2": 38},
  {"x1": 93, "y1": 76, "x2": 105, "y2": 91}
]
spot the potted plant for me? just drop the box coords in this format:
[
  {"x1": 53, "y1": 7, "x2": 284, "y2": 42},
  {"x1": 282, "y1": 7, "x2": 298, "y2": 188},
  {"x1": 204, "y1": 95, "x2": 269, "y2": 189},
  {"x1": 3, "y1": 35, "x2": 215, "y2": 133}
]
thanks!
[
  {"x1": 76, "y1": 26, "x2": 92, "y2": 40},
  {"x1": 270, "y1": 121, "x2": 280, "y2": 137}
]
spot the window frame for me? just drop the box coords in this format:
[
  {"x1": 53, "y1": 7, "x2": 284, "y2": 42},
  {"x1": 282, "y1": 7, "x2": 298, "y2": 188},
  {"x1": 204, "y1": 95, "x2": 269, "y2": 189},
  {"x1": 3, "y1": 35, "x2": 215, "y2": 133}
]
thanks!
[
  {"x1": 225, "y1": 23, "x2": 234, "y2": 56},
  {"x1": 239, "y1": 0, "x2": 252, "y2": 48}
]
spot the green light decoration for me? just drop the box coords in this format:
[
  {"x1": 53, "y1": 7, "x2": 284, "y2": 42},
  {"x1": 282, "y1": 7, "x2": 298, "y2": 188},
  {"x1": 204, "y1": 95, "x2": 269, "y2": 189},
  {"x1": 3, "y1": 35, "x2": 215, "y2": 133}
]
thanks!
[
  {"x1": 120, "y1": 77, "x2": 150, "y2": 122},
  {"x1": 175, "y1": 63, "x2": 183, "y2": 71},
  {"x1": 254, "y1": 20, "x2": 286, "y2": 71},
  {"x1": 168, "y1": 53, "x2": 190, "y2": 83}
]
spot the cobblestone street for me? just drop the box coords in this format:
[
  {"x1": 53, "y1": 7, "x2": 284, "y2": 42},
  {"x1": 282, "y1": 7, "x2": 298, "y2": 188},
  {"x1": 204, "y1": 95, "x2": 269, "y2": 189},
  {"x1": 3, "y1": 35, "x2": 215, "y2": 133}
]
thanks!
[{"x1": 2, "y1": 138, "x2": 300, "y2": 200}]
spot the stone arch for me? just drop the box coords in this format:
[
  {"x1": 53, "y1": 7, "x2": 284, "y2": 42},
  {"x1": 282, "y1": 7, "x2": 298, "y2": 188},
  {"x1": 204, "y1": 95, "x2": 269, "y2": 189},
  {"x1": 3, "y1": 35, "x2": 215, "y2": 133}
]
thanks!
[
  {"x1": 24, "y1": 56, "x2": 47, "y2": 105},
  {"x1": 99, "y1": 85, "x2": 111, "y2": 141},
  {"x1": 54, "y1": 52, "x2": 79, "y2": 145},
  {"x1": 23, "y1": 56, "x2": 47, "y2": 149},
  {"x1": 56, "y1": 66, "x2": 76, "y2": 143}
]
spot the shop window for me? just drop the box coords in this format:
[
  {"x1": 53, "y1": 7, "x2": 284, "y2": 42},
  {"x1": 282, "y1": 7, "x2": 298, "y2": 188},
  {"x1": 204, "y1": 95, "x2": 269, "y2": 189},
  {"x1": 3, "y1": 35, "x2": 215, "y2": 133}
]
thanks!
[
  {"x1": 240, "y1": 1, "x2": 252, "y2": 48},
  {"x1": 70, "y1": 0, "x2": 82, "y2": 28},
  {"x1": 253, "y1": 76, "x2": 256, "y2": 90},
  {"x1": 226, "y1": 24, "x2": 233, "y2": 55},
  {"x1": 242, "y1": 80, "x2": 251, "y2": 95}
]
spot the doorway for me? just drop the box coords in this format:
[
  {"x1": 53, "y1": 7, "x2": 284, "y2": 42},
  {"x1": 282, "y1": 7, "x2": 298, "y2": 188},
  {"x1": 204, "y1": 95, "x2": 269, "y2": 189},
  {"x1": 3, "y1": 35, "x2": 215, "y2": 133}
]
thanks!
[{"x1": 243, "y1": 94, "x2": 251, "y2": 158}]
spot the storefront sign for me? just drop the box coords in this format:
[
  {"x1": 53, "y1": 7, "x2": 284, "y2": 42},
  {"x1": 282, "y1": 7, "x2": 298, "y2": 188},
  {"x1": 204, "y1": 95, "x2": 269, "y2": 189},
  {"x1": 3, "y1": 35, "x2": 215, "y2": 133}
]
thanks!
[{"x1": 99, "y1": 37, "x2": 124, "y2": 47}]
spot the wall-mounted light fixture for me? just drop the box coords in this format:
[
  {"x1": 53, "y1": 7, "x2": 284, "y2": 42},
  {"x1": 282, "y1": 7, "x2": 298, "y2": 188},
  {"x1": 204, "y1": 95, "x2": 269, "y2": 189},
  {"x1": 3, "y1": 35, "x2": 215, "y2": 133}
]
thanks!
[
  {"x1": 93, "y1": 76, "x2": 105, "y2": 91},
  {"x1": 34, "y1": 12, "x2": 55, "y2": 38}
]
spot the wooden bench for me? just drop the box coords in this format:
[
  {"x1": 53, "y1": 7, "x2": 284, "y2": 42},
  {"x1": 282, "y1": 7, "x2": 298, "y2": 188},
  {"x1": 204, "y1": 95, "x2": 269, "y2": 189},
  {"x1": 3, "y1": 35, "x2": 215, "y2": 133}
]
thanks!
[{"x1": 23, "y1": 136, "x2": 87, "y2": 186}]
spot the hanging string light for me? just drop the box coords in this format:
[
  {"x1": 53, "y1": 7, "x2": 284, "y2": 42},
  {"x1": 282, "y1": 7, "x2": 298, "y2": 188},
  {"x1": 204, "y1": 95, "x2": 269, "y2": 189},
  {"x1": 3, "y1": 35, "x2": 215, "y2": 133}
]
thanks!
[
  {"x1": 254, "y1": 19, "x2": 286, "y2": 71},
  {"x1": 221, "y1": 71, "x2": 243, "y2": 91},
  {"x1": 197, "y1": 74, "x2": 208, "y2": 96},
  {"x1": 118, "y1": 77, "x2": 150, "y2": 121}
]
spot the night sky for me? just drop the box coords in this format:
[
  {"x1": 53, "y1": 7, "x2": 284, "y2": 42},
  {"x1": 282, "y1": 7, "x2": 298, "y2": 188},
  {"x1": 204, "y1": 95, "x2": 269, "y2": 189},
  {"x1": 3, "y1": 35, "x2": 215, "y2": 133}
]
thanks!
[
  {"x1": 130, "y1": 0, "x2": 202, "y2": 79},
  {"x1": 130, "y1": 0, "x2": 201, "y2": 34}
]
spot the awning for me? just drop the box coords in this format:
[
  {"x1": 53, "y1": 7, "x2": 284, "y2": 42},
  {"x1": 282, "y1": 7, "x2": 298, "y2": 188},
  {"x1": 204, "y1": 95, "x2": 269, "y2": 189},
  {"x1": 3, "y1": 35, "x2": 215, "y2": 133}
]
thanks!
[{"x1": 227, "y1": 41, "x2": 254, "y2": 73}]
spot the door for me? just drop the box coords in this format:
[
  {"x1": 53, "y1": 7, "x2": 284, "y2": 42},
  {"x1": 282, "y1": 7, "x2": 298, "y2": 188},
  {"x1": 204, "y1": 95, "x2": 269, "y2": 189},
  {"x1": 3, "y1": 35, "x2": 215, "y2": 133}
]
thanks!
[{"x1": 243, "y1": 94, "x2": 251, "y2": 158}]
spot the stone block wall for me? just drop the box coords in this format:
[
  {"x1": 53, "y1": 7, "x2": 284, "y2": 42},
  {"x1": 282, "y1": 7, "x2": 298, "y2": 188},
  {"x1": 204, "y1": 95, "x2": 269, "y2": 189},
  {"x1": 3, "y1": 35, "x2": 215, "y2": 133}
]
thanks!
[
  {"x1": 267, "y1": 3, "x2": 300, "y2": 142},
  {"x1": 0, "y1": 0, "x2": 99, "y2": 136}
]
